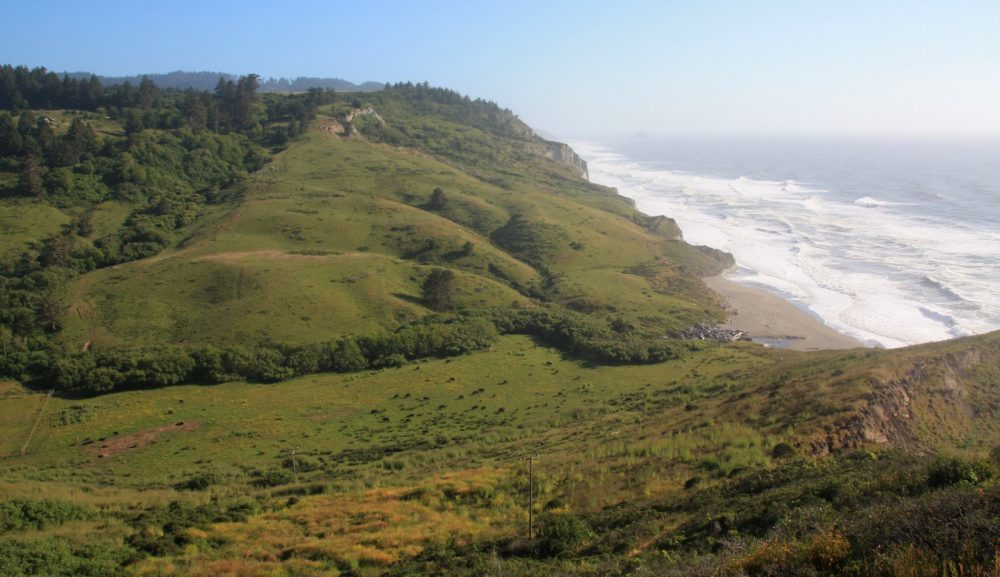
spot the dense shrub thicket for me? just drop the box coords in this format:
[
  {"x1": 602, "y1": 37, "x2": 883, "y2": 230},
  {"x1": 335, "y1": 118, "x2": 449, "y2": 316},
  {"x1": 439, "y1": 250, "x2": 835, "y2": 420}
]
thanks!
[
  {"x1": 2, "y1": 306, "x2": 703, "y2": 394},
  {"x1": 0, "y1": 499, "x2": 94, "y2": 532},
  {"x1": 33, "y1": 316, "x2": 497, "y2": 393},
  {"x1": 0, "y1": 537, "x2": 130, "y2": 577},
  {"x1": 485, "y1": 307, "x2": 703, "y2": 364},
  {"x1": 0, "y1": 497, "x2": 260, "y2": 575},
  {"x1": 385, "y1": 454, "x2": 1000, "y2": 577}
]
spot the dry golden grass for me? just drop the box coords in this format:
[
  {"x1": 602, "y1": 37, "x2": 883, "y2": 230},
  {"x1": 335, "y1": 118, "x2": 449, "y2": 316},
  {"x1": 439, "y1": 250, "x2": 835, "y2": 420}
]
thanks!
[{"x1": 133, "y1": 468, "x2": 515, "y2": 576}]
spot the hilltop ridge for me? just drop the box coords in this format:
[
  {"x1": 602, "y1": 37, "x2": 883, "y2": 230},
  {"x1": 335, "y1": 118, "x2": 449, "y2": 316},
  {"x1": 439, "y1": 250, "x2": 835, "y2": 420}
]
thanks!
[{"x1": 64, "y1": 69, "x2": 385, "y2": 93}]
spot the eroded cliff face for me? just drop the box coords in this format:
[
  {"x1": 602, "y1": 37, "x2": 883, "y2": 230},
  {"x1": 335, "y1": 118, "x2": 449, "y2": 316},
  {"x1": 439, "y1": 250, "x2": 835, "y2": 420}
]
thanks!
[
  {"x1": 809, "y1": 343, "x2": 996, "y2": 456},
  {"x1": 541, "y1": 140, "x2": 589, "y2": 180}
]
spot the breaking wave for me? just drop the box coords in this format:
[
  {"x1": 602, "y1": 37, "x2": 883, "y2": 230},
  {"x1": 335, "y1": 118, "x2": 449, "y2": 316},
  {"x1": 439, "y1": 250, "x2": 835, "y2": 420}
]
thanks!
[{"x1": 573, "y1": 140, "x2": 1000, "y2": 348}]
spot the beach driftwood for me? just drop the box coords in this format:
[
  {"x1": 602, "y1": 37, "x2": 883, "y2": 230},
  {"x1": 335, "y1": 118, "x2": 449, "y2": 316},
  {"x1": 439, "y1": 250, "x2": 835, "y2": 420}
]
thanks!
[{"x1": 676, "y1": 323, "x2": 746, "y2": 342}]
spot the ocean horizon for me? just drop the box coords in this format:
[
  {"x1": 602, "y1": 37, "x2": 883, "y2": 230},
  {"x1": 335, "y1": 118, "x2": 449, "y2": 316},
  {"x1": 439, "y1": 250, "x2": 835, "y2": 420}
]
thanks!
[{"x1": 573, "y1": 135, "x2": 1000, "y2": 349}]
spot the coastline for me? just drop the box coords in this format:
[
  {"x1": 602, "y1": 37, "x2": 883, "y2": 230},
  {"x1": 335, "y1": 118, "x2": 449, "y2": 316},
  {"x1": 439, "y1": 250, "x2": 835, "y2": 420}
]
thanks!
[
  {"x1": 575, "y1": 138, "x2": 1000, "y2": 350},
  {"x1": 703, "y1": 276, "x2": 863, "y2": 351}
]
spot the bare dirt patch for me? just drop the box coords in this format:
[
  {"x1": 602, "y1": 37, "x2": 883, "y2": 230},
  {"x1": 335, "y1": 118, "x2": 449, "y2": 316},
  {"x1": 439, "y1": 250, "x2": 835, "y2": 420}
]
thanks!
[
  {"x1": 88, "y1": 421, "x2": 201, "y2": 458},
  {"x1": 317, "y1": 117, "x2": 346, "y2": 136},
  {"x1": 196, "y1": 250, "x2": 376, "y2": 263}
]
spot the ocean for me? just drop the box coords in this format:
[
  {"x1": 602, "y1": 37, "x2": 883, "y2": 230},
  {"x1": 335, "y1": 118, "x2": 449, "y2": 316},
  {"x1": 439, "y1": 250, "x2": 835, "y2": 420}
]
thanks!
[{"x1": 573, "y1": 135, "x2": 1000, "y2": 348}]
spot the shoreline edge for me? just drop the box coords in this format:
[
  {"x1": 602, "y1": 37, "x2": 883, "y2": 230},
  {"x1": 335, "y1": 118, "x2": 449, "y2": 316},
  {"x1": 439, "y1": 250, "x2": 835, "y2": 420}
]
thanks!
[{"x1": 703, "y1": 275, "x2": 864, "y2": 351}]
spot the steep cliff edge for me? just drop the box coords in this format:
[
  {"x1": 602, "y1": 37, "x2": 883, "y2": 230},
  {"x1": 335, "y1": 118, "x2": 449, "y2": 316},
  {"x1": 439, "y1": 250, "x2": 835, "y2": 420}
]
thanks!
[{"x1": 538, "y1": 140, "x2": 589, "y2": 180}]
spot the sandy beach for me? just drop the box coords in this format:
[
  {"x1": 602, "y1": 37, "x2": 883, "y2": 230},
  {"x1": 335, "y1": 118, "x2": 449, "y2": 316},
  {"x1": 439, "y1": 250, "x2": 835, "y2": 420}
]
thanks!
[{"x1": 704, "y1": 276, "x2": 863, "y2": 351}]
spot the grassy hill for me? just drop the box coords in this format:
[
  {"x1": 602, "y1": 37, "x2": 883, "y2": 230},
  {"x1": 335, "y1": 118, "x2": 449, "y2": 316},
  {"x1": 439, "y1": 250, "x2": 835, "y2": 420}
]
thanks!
[
  {"x1": 1, "y1": 333, "x2": 997, "y2": 575},
  {"x1": 1, "y1": 73, "x2": 999, "y2": 576},
  {"x1": 52, "y1": 100, "x2": 727, "y2": 352}
]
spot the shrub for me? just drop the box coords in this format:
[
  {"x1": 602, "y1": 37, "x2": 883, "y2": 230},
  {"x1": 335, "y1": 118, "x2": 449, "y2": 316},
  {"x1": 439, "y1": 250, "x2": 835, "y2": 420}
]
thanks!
[
  {"x1": 927, "y1": 456, "x2": 993, "y2": 488},
  {"x1": 224, "y1": 346, "x2": 293, "y2": 383},
  {"x1": 771, "y1": 442, "x2": 796, "y2": 459},
  {"x1": 0, "y1": 499, "x2": 93, "y2": 531},
  {"x1": 0, "y1": 536, "x2": 129, "y2": 577},
  {"x1": 254, "y1": 469, "x2": 294, "y2": 487},
  {"x1": 177, "y1": 471, "x2": 223, "y2": 491},
  {"x1": 805, "y1": 530, "x2": 850, "y2": 571},
  {"x1": 846, "y1": 486, "x2": 1000, "y2": 568},
  {"x1": 282, "y1": 456, "x2": 321, "y2": 472},
  {"x1": 325, "y1": 339, "x2": 367, "y2": 372},
  {"x1": 286, "y1": 344, "x2": 322, "y2": 376},
  {"x1": 372, "y1": 353, "x2": 407, "y2": 369},
  {"x1": 536, "y1": 512, "x2": 591, "y2": 557},
  {"x1": 126, "y1": 499, "x2": 257, "y2": 556},
  {"x1": 190, "y1": 346, "x2": 233, "y2": 383}
]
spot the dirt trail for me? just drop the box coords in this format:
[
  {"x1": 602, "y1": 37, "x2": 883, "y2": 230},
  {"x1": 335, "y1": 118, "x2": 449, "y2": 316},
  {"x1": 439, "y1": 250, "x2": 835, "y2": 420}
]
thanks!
[{"x1": 195, "y1": 250, "x2": 378, "y2": 263}]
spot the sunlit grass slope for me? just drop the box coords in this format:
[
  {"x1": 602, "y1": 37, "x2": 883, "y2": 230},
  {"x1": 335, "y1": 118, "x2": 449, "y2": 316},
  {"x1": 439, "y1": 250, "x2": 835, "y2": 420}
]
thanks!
[
  {"x1": 60, "y1": 102, "x2": 730, "y2": 349},
  {"x1": 3, "y1": 331, "x2": 998, "y2": 574}
]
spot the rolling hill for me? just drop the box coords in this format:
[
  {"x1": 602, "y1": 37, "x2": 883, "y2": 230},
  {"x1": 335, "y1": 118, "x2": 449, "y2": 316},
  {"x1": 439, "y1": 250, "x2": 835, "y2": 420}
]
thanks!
[{"x1": 0, "y1": 68, "x2": 998, "y2": 576}]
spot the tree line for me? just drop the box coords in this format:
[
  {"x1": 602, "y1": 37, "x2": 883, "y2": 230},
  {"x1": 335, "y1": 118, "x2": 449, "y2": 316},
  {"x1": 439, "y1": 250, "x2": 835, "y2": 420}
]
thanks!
[
  {"x1": 1, "y1": 65, "x2": 334, "y2": 138},
  {"x1": 1, "y1": 306, "x2": 705, "y2": 395},
  {"x1": 0, "y1": 63, "x2": 334, "y2": 375}
]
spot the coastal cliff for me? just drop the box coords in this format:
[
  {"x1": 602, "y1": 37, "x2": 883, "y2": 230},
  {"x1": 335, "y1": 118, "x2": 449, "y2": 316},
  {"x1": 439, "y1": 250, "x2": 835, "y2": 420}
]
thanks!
[{"x1": 539, "y1": 140, "x2": 589, "y2": 180}]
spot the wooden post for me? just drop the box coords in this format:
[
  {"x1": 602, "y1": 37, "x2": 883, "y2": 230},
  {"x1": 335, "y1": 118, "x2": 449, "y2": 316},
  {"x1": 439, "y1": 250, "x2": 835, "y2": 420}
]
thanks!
[{"x1": 528, "y1": 455, "x2": 534, "y2": 540}]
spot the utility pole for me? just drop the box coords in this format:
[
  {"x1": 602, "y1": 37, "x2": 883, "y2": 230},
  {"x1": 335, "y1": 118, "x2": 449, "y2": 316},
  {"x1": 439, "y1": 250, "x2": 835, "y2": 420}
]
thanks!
[
  {"x1": 291, "y1": 447, "x2": 298, "y2": 482},
  {"x1": 527, "y1": 454, "x2": 536, "y2": 541}
]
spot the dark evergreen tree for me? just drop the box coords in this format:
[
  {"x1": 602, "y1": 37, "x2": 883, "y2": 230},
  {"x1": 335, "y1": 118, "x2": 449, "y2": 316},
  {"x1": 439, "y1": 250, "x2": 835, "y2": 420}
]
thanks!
[
  {"x1": 233, "y1": 74, "x2": 259, "y2": 131},
  {"x1": 136, "y1": 76, "x2": 158, "y2": 109},
  {"x1": 80, "y1": 75, "x2": 104, "y2": 110},
  {"x1": 0, "y1": 112, "x2": 21, "y2": 155},
  {"x1": 16, "y1": 109, "x2": 36, "y2": 137},
  {"x1": 421, "y1": 268, "x2": 457, "y2": 311},
  {"x1": 32, "y1": 115, "x2": 55, "y2": 150},
  {"x1": 181, "y1": 89, "x2": 208, "y2": 130},
  {"x1": 429, "y1": 187, "x2": 448, "y2": 210},
  {"x1": 116, "y1": 80, "x2": 137, "y2": 108},
  {"x1": 66, "y1": 117, "x2": 97, "y2": 153},
  {"x1": 123, "y1": 108, "x2": 145, "y2": 136},
  {"x1": 18, "y1": 149, "x2": 44, "y2": 197}
]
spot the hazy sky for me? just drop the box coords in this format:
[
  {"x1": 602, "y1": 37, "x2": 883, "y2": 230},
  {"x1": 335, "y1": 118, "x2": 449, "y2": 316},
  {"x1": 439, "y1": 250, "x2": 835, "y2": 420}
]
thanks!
[{"x1": 3, "y1": 0, "x2": 999, "y2": 137}]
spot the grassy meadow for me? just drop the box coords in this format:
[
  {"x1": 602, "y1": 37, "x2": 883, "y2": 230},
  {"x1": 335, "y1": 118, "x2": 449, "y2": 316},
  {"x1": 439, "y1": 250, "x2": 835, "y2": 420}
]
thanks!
[
  {"x1": 0, "y1": 335, "x2": 774, "y2": 573},
  {"x1": 4, "y1": 331, "x2": 999, "y2": 575}
]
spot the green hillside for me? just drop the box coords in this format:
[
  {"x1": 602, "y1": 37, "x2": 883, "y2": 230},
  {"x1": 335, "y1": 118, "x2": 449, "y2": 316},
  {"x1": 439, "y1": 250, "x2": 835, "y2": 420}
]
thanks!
[
  {"x1": 2, "y1": 333, "x2": 997, "y2": 576},
  {"x1": 1, "y1": 67, "x2": 999, "y2": 576},
  {"x1": 54, "y1": 102, "x2": 727, "y2": 352}
]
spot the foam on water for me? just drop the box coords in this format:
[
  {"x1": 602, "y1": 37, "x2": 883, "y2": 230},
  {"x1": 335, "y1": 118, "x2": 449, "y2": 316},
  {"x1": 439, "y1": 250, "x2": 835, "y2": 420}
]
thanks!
[
  {"x1": 574, "y1": 141, "x2": 1000, "y2": 348},
  {"x1": 855, "y1": 196, "x2": 895, "y2": 207}
]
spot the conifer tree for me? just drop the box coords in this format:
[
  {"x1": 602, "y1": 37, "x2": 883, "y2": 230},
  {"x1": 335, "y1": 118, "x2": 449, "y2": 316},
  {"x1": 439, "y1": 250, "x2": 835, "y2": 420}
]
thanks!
[
  {"x1": 421, "y1": 268, "x2": 457, "y2": 311},
  {"x1": 18, "y1": 149, "x2": 44, "y2": 197}
]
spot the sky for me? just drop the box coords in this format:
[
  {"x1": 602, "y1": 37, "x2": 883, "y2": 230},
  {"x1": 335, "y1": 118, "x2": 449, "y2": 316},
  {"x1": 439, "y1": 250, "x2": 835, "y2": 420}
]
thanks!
[{"x1": 3, "y1": 0, "x2": 999, "y2": 138}]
